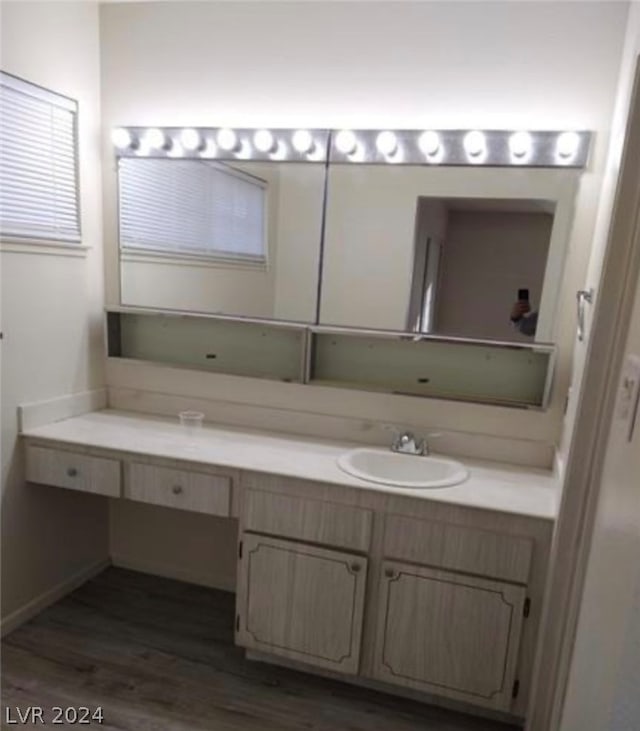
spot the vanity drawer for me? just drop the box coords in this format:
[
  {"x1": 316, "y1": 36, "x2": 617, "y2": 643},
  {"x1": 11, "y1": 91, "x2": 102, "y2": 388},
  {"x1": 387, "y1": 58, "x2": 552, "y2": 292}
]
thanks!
[
  {"x1": 127, "y1": 462, "x2": 231, "y2": 517},
  {"x1": 383, "y1": 514, "x2": 533, "y2": 584},
  {"x1": 243, "y1": 488, "x2": 372, "y2": 552},
  {"x1": 26, "y1": 445, "x2": 121, "y2": 497}
]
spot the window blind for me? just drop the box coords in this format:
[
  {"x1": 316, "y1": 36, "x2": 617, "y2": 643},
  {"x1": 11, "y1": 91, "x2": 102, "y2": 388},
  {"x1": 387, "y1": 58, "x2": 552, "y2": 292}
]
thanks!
[
  {"x1": 119, "y1": 158, "x2": 266, "y2": 262},
  {"x1": 0, "y1": 72, "x2": 80, "y2": 243}
]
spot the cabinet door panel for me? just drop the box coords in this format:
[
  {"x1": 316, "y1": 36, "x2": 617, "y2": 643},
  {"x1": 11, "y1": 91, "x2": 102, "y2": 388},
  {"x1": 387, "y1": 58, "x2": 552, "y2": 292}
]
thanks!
[
  {"x1": 237, "y1": 533, "x2": 367, "y2": 674},
  {"x1": 374, "y1": 561, "x2": 526, "y2": 710}
]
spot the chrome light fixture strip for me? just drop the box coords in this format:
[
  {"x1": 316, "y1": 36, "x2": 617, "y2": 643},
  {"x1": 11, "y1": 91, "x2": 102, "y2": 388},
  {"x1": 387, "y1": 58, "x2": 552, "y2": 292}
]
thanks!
[{"x1": 112, "y1": 127, "x2": 591, "y2": 168}]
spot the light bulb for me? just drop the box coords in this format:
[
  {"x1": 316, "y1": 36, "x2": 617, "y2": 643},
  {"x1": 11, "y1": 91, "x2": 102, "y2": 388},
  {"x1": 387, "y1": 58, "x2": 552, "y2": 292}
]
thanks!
[
  {"x1": 335, "y1": 130, "x2": 358, "y2": 155},
  {"x1": 111, "y1": 127, "x2": 133, "y2": 150},
  {"x1": 376, "y1": 131, "x2": 397, "y2": 156},
  {"x1": 254, "y1": 129, "x2": 276, "y2": 153},
  {"x1": 557, "y1": 131, "x2": 580, "y2": 159},
  {"x1": 143, "y1": 128, "x2": 166, "y2": 150},
  {"x1": 292, "y1": 129, "x2": 314, "y2": 154},
  {"x1": 217, "y1": 128, "x2": 238, "y2": 152},
  {"x1": 418, "y1": 130, "x2": 441, "y2": 156},
  {"x1": 180, "y1": 128, "x2": 202, "y2": 152},
  {"x1": 464, "y1": 130, "x2": 486, "y2": 157},
  {"x1": 509, "y1": 131, "x2": 532, "y2": 158}
]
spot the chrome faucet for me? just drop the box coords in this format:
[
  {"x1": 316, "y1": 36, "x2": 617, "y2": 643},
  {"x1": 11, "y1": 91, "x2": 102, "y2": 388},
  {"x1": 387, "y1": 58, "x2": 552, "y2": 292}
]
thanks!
[{"x1": 391, "y1": 430, "x2": 428, "y2": 456}]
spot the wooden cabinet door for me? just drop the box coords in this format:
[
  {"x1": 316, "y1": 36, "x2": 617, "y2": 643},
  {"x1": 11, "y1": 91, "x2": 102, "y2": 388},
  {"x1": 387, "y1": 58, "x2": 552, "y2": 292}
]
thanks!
[
  {"x1": 236, "y1": 533, "x2": 367, "y2": 674},
  {"x1": 373, "y1": 561, "x2": 526, "y2": 710}
]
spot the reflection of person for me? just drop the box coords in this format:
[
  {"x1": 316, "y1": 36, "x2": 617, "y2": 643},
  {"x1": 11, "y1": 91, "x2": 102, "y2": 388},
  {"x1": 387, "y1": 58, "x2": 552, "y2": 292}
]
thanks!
[{"x1": 511, "y1": 301, "x2": 538, "y2": 337}]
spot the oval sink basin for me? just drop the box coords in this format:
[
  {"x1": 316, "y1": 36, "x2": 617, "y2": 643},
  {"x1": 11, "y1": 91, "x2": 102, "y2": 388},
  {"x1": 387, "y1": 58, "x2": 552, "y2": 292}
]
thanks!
[{"x1": 337, "y1": 448, "x2": 469, "y2": 489}]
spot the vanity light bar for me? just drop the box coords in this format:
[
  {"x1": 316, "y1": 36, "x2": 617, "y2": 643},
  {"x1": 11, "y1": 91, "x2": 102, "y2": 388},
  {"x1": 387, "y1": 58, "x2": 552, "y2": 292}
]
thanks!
[{"x1": 111, "y1": 127, "x2": 591, "y2": 168}]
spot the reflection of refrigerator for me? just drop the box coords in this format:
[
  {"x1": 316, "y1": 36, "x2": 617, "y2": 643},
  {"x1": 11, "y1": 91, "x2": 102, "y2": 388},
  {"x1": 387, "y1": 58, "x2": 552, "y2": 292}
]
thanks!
[
  {"x1": 407, "y1": 233, "x2": 443, "y2": 334},
  {"x1": 407, "y1": 197, "x2": 448, "y2": 334},
  {"x1": 420, "y1": 237, "x2": 443, "y2": 333}
]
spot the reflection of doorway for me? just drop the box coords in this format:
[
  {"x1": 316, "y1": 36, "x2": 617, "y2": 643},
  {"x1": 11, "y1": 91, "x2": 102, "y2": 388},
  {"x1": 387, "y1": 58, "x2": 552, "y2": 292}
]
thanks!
[{"x1": 408, "y1": 198, "x2": 555, "y2": 341}]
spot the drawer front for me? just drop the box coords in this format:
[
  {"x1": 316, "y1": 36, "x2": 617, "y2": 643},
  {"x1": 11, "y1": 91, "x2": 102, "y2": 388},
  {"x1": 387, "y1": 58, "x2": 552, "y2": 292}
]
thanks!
[
  {"x1": 243, "y1": 488, "x2": 372, "y2": 552},
  {"x1": 26, "y1": 445, "x2": 121, "y2": 497},
  {"x1": 383, "y1": 514, "x2": 533, "y2": 584},
  {"x1": 127, "y1": 462, "x2": 231, "y2": 517}
]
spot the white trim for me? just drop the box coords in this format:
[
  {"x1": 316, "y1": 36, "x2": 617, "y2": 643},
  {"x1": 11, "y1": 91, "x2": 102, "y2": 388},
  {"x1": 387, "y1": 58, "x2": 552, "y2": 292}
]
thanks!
[
  {"x1": 0, "y1": 559, "x2": 110, "y2": 638},
  {"x1": 0, "y1": 240, "x2": 90, "y2": 257},
  {"x1": 18, "y1": 389, "x2": 108, "y2": 432},
  {"x1": 120, "y1": 247, "x2": 267, "y2": 271},
  {"x1": 111, "y1": 554, "x2": 236, "y2": 593}
]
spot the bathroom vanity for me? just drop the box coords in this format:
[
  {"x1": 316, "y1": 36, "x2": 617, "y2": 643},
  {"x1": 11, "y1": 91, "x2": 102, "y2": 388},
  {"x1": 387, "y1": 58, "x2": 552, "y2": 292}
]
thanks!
[{"x1": 22, "y1": 409, "x2": 557, "y2": 722}]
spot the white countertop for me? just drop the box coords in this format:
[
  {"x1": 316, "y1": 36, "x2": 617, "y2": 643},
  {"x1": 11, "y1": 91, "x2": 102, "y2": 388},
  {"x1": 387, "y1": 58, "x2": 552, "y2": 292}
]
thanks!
[{"x1": 22, "y1": 409, "x2": 559, "y2": 521}]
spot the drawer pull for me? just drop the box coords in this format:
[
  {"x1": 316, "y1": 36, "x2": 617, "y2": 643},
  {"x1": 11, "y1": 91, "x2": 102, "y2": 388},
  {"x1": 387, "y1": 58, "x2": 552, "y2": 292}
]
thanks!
[
  {"x1": 66, "y1": 467, "x2": 78, "y2": 477},
  {"x1": 172, "y1": 485, "x2": 184, "y2": 495},
  {"x1": 385, "y1": 567, "x2": 397, "y2": 579},
  {"x1": 350, "y1": 562, "x2": 361, "y2": 573}
]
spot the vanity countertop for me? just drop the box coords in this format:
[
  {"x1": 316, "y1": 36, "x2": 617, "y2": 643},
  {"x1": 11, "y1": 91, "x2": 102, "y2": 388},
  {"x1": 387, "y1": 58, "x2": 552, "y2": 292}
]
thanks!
[{"x1": 22, "y1": 409, "x2": 559, "y2": 521}]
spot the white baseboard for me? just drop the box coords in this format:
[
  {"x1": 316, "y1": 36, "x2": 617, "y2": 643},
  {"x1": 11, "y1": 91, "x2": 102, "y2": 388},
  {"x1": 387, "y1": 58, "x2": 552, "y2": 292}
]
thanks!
[
  {"x1": 111, "y1": 554, "x2": 236, "y2": 593},
  {"x1": 19, "y1": 388, "x2": 107, "y2": 432},
  {"x1": 0, "y1": 558, "x2": 110, "y2": 637}
]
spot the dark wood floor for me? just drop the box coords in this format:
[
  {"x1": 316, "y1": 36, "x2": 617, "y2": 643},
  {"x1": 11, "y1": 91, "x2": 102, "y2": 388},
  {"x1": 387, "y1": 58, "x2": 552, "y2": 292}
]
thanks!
[{"x1": 2, "y1": 568, "x2": 521, "y2": 730}]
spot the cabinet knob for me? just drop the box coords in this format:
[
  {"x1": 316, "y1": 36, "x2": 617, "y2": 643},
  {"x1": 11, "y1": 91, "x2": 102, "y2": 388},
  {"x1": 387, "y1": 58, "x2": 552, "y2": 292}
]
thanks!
[
  {"x1": 350, "y1": 562, "x2": 361, "y2": 573},
  {"x1": 66, "y1": 467, "x2": 78, "y2": 477},
  {"x1": 172, "y1": 485, "x2": 184, "y2": 495},
  {"x1": 385, "y1": 567, "x2": 396, "y2": 579}
]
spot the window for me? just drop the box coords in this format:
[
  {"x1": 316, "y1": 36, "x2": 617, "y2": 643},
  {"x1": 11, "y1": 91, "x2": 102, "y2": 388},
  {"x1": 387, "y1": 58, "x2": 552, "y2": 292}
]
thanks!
[
  {"x1": 0, "y1": 72, "x2": 80, "y2": 244},
  {"x1": 119, "y1": 158, "x2": 267, "y2": 264}
]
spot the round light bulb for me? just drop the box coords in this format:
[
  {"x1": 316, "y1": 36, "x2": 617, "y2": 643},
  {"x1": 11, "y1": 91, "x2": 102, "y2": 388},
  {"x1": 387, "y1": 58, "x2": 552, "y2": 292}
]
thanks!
[
  {"x1": 335, "y1": 130, "x2": 358, "y2": 155},
  {"x1": 418, "y1": 130, "x2": 441, "y2": 156},
  {"x1": 180, "y1": 128, "x2": 202, "y2": 152},
  {"x1": 464, "y1": 130, "x2": 486, "y2": 157},
  {"x1": 509, "y1": 131, "x2": 532, "y2": 158},
  {"x1": 217, "y1": 128, "x2": 238, "y2": 152},
  {"x1": 557, "y1": 131, "x2": 580, "y2": 159},
  {"x1": 292, "y1": 129, "x2": 314, "y2": 154},
  {"x1": 143, "y1": 128, "x2": 166, "y2": 150},
  {"x1": 376, "y1": 131, "x2": 397, "y2": 156},
  {"x1": 254, "y1": 129, "x2": 275, "y2": 153},
  {"x1": 111, "y1": 127, "x2": 133, "y2": 150}
]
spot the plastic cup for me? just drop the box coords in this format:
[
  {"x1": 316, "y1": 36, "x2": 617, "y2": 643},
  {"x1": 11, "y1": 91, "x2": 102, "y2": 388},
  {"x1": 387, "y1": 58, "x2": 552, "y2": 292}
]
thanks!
[{"x1": 179, "y1": 411, "x2": 204, "y2": 433}]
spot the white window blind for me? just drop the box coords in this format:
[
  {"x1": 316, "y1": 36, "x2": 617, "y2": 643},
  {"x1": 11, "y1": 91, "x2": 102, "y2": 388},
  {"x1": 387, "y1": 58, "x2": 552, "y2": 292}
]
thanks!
[
  {"x1": 119, "y1": 158, "x2": 266, "y2": 263},
  {"x1": 0, "y1": 72, "x2": 80, "y2": 243}
]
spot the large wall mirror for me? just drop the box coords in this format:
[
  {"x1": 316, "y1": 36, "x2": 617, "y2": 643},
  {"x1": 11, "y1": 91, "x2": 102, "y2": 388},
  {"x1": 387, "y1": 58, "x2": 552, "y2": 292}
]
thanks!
[
  {"x1": 116, "y1": 129, "x2": 583, "y2": 346},
  {"x1": 118, "y1": 157, "x2": 326, "y2": 323},
  {"x1": 319, "y1": 165, "x2": 578, "y2": 343}
]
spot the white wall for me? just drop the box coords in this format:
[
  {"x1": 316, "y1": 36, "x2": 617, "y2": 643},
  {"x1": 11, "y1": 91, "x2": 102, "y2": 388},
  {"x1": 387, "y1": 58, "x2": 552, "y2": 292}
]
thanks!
[
  {"x1": 0, "y1": 2, "x2": 108, "y2": 625},
  {"x1": 559, "y1": 268, "x2": 640, "y2": 731},
  {"x1": 100, "y1": 1, "x2": 627, "y2": 454},
  {"x1": 557, "y1": 6, "x2": 640, "y2": 728},
  {"x1": 558, "y1": 3, "x2": 640, "y2": 469}
]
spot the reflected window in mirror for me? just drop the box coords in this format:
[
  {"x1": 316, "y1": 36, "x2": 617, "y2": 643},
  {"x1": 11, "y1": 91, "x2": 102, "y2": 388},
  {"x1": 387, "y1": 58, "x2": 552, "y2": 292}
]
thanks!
[
  {"x1": 120, "y1": 158, "x2": 267, "y2": 264},
  {"x1": 118, "y1": 158, "x2": 327, "y2": 323}
]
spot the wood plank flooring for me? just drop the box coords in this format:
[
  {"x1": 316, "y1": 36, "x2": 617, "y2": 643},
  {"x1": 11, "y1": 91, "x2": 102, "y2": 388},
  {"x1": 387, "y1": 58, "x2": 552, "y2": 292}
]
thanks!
[{"x1": 1, "y1": 568, "x2": 521, "y2": 730}]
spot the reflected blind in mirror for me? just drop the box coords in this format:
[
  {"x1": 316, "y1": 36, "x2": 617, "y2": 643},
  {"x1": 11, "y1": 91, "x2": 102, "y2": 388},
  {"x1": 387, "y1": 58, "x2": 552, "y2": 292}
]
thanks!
[
  {"x1": 0, "y1": 72, "x2": 80, "y2": 243},
  {"x1": 119, "y1": 158, "x2": 266, "y2": 263}
]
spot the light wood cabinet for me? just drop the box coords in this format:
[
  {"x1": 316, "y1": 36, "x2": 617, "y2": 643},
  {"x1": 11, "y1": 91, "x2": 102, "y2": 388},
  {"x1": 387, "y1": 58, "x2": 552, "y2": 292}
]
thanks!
[
  {"x1": 126, "y1": 462, "x2": 231, "y2": 517},
  {"x1": 236, "y1": 533, "x2": 368, "y2": 674},
  {"x1": 373, "y1": 560, "x2": 526, "y2": 711},
  {"x1": 26, "y1": 445, "x2": 121, "y2": 497}
]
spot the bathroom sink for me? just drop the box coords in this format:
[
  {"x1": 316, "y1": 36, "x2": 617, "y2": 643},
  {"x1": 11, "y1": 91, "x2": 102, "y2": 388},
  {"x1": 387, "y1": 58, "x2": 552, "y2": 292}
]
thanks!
[{"x1": 337, "y1": 448, "x2": 469, "y2": 489}]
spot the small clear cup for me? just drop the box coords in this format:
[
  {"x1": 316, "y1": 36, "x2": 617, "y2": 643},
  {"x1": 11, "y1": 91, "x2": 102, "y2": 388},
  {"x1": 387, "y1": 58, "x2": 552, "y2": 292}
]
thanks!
[{"x1": 179, "y1": 410, "x2": 204, "y2": 434}]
